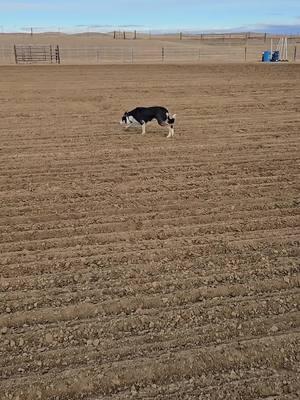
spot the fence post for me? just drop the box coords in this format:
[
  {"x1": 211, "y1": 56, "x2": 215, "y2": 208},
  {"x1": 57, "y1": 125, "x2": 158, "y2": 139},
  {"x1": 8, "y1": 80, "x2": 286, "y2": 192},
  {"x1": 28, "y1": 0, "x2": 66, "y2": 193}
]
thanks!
[
  {"x1": 56, "y1": 45, "x2": 60, "y2": 64},
  {"x1": 134, "y1": 30, "x2": 136, "y2": 39},
  {"x1": 271, "y1": 38, "x2": 273, "y2": 54},
  {"x1": 14, "y1": 45, "x2": 18, "y2": 64},
  {"x1": 162, "y1": 47, "x2": 164, "y2": 62},
  {"x1": 123, "y1": 31, "x2": 126, "y2": 40},
  {"x1": 245, "y1": 32, "x2": 249, "y2": 61},
  {"x1": 180, "y1": 32, "x2": 182, "y2": 40},
  {"x1": 294, "y1": 45, "x2": 297, "y2": 62},
  {"x1": 264, "y1": 32, "x2": 267, "y2": 43},
  {"x1": 113, "y1": 30, "x2": 116, "y2": 39}
]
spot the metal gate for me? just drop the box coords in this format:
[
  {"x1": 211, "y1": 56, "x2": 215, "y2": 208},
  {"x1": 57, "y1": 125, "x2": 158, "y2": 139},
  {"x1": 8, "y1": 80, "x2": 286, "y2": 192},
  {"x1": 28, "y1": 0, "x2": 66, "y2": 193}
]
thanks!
[{"x1": 14, "y1": 45, "x2": 60, "y2": 64}]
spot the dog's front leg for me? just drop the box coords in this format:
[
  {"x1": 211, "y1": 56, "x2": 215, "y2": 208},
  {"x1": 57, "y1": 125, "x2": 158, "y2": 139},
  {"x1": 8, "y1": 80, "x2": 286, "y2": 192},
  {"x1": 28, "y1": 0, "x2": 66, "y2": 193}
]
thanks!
[
  {"x1": 141, "y1": 121, "x2": 146, "y2": 135},
  {"x1": 166, "y1": 126, "x2": 172, "y2": 138},
  {"x1": 171, "y1": 125, "x2": 175, "y2": 137}
]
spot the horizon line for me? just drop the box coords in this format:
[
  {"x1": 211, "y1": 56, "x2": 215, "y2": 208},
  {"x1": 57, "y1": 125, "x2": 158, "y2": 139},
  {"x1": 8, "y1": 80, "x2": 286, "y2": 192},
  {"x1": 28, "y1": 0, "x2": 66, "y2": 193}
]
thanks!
[{"x1": 1, "y1": 26, "x2": 300, "y2": 35}]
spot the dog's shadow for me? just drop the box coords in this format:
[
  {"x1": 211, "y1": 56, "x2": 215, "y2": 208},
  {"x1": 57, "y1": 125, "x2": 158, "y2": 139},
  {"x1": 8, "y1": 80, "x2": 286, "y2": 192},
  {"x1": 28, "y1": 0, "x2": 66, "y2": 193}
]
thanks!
[
  {"x1": 123, "y1": 130, "x2": 171, "y2": 138},
  {"x1": 121, "y1": 123, "x2": 177, "y2": 138}
]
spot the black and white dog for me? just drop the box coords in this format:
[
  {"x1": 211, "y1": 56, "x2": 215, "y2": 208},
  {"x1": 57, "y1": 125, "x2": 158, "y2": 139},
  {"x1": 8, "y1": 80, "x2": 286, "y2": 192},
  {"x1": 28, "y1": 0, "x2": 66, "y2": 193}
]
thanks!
[{"x1": 120, "y1": 106, "x2": 176, "y2": 138}]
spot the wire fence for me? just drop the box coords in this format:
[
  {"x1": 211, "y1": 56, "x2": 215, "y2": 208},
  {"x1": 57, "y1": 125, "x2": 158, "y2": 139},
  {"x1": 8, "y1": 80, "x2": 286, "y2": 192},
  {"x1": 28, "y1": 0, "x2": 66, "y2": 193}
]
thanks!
[
  {"x1": 0, "y1": 43, "x2": 299, "y2": 64},
  {"x1": 1, "y1": 27, "x2": 300, "y2": 39}
]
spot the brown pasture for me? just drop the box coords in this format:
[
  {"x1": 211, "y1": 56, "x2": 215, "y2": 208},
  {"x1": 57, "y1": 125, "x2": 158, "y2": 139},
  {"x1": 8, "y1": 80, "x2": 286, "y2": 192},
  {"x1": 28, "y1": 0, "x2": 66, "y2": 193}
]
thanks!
[
  {"x1": 0, "y1": 64, "x2": 300, "y2": 399},
  {"x1": 0, "y1": 33, "x2": 300, "y2": 63}
]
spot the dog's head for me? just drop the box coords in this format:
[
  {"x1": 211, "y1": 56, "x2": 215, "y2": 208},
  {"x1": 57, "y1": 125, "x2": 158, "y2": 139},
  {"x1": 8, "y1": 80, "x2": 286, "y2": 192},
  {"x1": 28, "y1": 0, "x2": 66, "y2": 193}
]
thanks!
[
  {"x1": 167, "y1": 114, "x2": 176, "y2": 125},
  {"x1": 120, "y1": 111, "x2": 129, "y2": 125}
]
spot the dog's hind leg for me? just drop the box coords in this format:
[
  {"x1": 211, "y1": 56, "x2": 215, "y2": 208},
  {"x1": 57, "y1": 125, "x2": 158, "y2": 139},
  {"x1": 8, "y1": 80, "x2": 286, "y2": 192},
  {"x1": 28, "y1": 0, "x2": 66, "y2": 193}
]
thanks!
[{"x1": 141, "y1": 121, "x2": 146, "y2": 135}]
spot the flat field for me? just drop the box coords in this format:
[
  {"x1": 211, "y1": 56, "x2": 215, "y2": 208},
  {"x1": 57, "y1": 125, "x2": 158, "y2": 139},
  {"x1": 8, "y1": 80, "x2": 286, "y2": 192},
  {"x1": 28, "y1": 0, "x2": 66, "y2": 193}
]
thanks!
[
  {"x1": 1, "y1": 33, "x2": 299, "y2": 63},
  {"x1": 0, "y1": 64, "x2": 299, "y2": 399}
]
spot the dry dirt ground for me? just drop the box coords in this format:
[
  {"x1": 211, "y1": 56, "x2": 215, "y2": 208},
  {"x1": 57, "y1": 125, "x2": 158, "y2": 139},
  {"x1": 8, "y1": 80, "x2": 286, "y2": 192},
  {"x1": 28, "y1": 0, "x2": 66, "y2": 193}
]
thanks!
[{"x1": 0, "y1": 64, "x2": 300, "y2": 399}]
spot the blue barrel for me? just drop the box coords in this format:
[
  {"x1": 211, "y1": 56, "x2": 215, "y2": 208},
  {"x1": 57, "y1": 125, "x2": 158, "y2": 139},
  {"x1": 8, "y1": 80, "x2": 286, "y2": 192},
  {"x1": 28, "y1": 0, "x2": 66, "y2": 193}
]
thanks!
[{"x1": 262, "y1": 50, "x2": 271, "y2": 62}]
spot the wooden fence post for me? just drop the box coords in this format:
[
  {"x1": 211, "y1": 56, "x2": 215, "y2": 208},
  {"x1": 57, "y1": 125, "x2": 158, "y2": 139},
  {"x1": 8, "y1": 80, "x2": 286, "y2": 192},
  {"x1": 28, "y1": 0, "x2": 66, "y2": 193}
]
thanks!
[
  {"x1": 180, "y1": 32, "x2": 182, "y2": 40},
  {"x1": 123, "y1": 31, "x2": 126, "y2": 40},
  {"x1": 14, "y1": 45, "x2": 18, "y2": 64},
  {"x1": 294, "y1": 45, "x2": 297, "y2": 62},
  {"x1": 113, "y1": 30, "x2": 116, "y2": 39},
  {"x1": 264, "y1": 32, "x2": 267, "y2": 43},
  {"x1": 162, "y1": 47, "x2": 164, "y2": 62},
  {"x1": 134, "y1": 30, "x2": 136, "y2": 39},
  {"x1": 245, "y1": 32, "x2": 249, "y2": 62},
  {"x1": 56, "y1": 45, "x2": 60, "y2": 64}
]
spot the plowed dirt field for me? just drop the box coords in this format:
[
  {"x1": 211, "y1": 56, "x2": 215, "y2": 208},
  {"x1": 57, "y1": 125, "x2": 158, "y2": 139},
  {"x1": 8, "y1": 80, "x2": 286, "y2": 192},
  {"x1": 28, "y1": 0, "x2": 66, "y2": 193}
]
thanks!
[{"x1": 0, "y1": 64, "x2": 300, "y2": 399}]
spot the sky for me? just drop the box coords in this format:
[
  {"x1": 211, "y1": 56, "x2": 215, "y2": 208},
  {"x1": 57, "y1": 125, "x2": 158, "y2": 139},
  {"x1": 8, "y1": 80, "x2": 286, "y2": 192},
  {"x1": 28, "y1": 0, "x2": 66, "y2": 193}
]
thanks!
[{"x1": 0, "y1": 0, "x2": 300, "y2": 33}]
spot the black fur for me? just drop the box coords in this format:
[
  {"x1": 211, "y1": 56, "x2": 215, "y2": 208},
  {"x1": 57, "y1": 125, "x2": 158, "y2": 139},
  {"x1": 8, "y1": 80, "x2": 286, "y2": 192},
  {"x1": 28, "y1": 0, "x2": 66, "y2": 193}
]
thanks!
[
  {"x1": 121, "y1": 106, "x2": 176, "y2": 137},
  {"x1": 122, "y1": 106, "x2": 174, "y2": 126}
]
